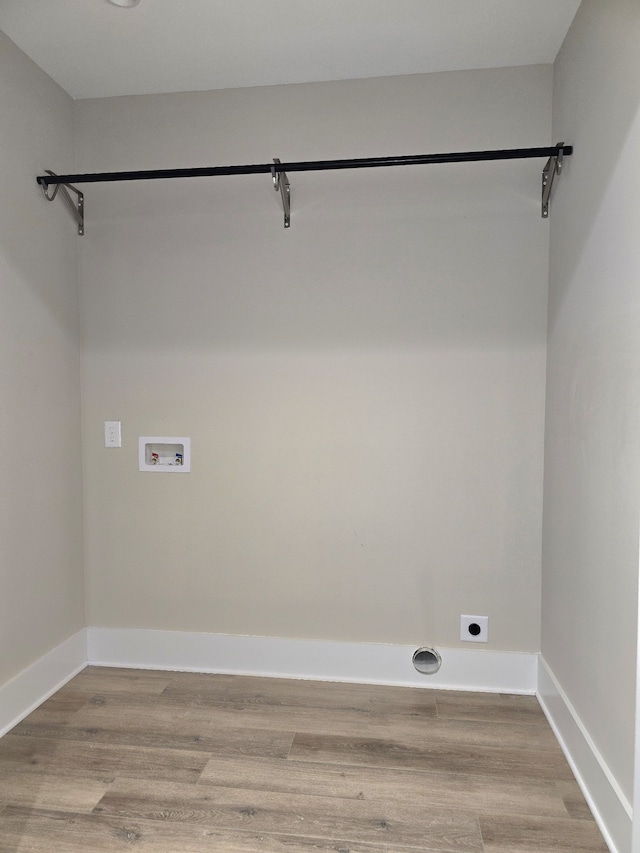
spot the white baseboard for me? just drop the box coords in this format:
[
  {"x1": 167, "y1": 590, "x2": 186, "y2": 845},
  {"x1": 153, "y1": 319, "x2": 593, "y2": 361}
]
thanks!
[
  {"x1": 87, "y1": 627, "x2": 537, "y2": 694},
  {"x1": 537, "y1": 656, "x2": 630, "y2": 853},
  {"x1": 0, "y1": 629, "x2": 88, "y2": 738}
]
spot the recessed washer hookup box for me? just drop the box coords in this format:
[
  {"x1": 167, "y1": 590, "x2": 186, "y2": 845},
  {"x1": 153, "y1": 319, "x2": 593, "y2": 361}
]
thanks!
[{"x1": 139, "y1": 437, "x2": 191, "y2": 472}]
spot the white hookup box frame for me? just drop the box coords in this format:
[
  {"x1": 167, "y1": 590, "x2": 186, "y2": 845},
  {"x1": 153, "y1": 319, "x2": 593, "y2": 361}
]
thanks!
[{"x1": 139, "y1": 437, "x2": 191, "y2": 472}]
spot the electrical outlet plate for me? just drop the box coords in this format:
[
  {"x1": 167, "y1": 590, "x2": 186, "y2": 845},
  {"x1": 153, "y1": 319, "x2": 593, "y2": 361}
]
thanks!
[
  {"x1": 460, "y1": 614, "x2": 488, "y2": 643},
  {"x1": 104, "y1": 420, "x2": 121, "y2": 447}
]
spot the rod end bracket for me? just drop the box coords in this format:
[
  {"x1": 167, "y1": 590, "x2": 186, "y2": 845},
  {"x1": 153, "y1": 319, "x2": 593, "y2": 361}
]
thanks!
[
  {"x1": 541, "y1": 142, "x2": 568, "y2": 218},
  {"x1": 40, "y1": 170, "x2": 85, "y2": 235}
]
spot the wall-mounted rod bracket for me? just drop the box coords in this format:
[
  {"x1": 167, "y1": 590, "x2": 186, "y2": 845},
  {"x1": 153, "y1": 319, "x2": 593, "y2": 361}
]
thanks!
[
  {"x1": 272, "y1": 158, "x2": 290, "y2": 228},
  {"x1": 40, "y1": 170, "x2": 84, "y2": 235},
  {"x1": 541, "y1": 142, "x2": 566, "y2": 219}
]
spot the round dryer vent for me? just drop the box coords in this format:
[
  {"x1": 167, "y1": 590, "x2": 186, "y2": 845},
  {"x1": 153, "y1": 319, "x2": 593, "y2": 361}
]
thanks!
[{"x1": 412, "y1": 647, "x2": 442, "y2": 675}]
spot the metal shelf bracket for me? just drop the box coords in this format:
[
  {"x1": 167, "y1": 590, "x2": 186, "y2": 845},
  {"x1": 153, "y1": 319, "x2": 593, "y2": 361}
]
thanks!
[
  {"x1": 40, "y1": 170, "x2": 84, "y2": 235},
  {"x1": 272, "y1": 158, "x2": 290, "y2": 228},
  {"x1": 541, "y1": 142, "x2": 566, "y2": 219}
]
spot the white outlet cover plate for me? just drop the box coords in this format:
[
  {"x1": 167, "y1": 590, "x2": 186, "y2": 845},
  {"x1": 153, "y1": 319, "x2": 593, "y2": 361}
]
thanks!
[
  {"x1": 104, "y1": 420, "x2": 121, "y2": 447},
  {"x1": 461, "y1": 615, "x2": 489, "y2": 643}
]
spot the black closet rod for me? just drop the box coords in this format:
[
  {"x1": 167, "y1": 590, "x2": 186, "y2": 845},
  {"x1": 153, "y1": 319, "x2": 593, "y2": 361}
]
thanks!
[{"x1": 37, "y1": 144, "x2": 572, "y2": 187}]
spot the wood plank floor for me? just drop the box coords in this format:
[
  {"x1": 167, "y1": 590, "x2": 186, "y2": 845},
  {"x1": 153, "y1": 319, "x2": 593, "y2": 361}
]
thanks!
[{"x1": 0, "y1": 667, "x2": 609, "y2": 852}]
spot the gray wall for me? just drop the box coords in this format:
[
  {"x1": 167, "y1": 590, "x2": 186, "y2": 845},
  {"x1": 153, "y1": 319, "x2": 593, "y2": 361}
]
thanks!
[
  {"x1": 76, "y1": 66, "x2": 551, "y2": 651},
  {"x1": 543, "y1": 0, "x2": 640, "y2": 805},
  {"x1": 0, "y1": 32, "x2": 84, "y2": 686}
]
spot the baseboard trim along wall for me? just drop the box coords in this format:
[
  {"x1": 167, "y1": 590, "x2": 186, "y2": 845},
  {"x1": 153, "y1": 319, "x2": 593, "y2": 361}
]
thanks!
[
  {"x1": 537, "y1": 656, "x2": 631, "y2": 853},
  {"x1": 86, "y1": 627, "x2": 537, "y2": 694},
  {"x1": 0, "y1": 628, "x2": 537, "y2": 741},
  {"x1": 0, "y1": 629, "x2": 88, "y2": 739}
]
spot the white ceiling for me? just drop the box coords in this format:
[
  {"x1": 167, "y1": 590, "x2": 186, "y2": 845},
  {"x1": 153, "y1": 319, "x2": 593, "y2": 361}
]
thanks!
[{"x1": 0, "y1": 0, "x2": 581, "y2": 100}]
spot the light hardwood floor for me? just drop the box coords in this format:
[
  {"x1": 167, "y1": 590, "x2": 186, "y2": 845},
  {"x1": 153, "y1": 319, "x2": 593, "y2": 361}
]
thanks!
[{"x1": 0, "y1": 667, "x2": 608, "y2": 852}]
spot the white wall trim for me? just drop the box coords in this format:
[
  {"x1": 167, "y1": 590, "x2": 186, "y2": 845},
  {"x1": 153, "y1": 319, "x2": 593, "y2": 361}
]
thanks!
[
  {"x1": 633, "y1": 546, "x2": 640, "y2": 853},
  {"x1": 0, "y1": 629, "x2": 88, "y2": 738},
  {"x1": 87, "y1": 627, "x2": 537, "y2": 694},
  {"x1": 537, "y1": 656, "x2": 630, "y2": 853}
]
